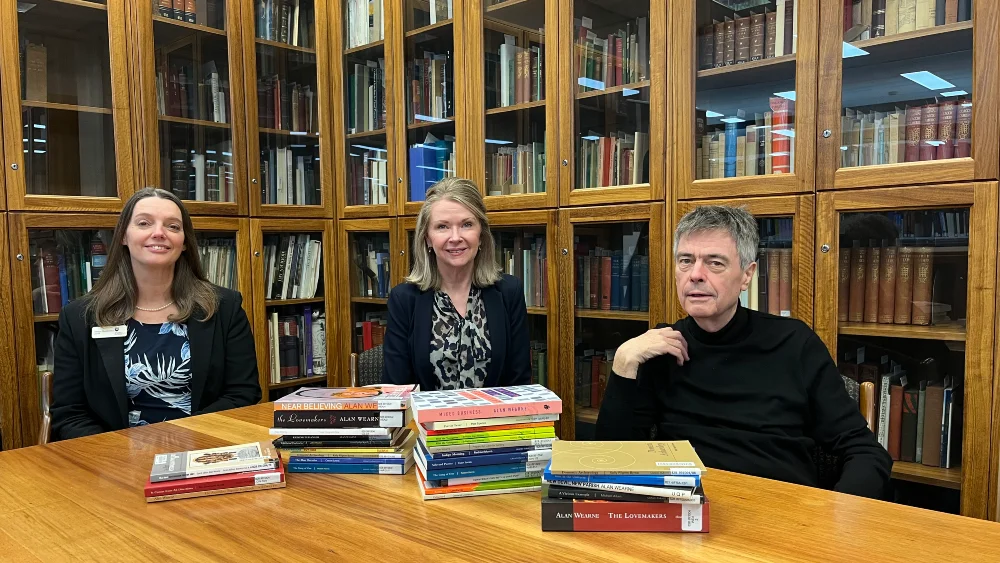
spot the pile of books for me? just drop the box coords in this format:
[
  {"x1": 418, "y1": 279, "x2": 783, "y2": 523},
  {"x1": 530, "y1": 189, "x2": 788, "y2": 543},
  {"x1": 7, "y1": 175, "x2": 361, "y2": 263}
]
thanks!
[
  {"x1": 144, "y1": 441, "x2": 285, "y2": 503},
  {"x1": 410, "y1": 384, "x2": 562, "y2": 499},
  {"x1": 541, "y1": 440, "x2": 710, "y2": 533},
  {"x1": 270, "y1": 384, "x2": 418, "y2": 474}
]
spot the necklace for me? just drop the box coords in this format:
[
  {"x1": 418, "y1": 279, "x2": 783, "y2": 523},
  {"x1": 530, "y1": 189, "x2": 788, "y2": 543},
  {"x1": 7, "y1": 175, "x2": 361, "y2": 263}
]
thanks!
[{"x1": 135, "y1": 301, "x2": 174, "y2": 312}]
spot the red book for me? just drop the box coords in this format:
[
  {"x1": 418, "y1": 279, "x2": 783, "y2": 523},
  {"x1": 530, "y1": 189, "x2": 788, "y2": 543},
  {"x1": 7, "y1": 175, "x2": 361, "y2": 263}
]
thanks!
[
  {"x1": 919, "y1": 104, "x2": 939, "y2": 161},
  {"x1": 144, "y1": 463, "x2": 285, "y2": 499},
  {"x1": 888, "y1": 384, "x2": 904, "y2": 461},
  {"x1": 542, "y1": 498, "x2": 710, "y2": 532}
]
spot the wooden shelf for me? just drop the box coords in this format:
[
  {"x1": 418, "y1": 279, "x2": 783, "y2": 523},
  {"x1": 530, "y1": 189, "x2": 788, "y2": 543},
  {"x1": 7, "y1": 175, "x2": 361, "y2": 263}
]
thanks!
[
  {"x1": 404, "y1": 19, "x2": 454, "y2": 39},
  {"x1": 407, "y1": 117, "x2": 455, "y2": 130},
  {"x1": 259, "y1": 127, "x2": 319, "y2": 137},
  {"x1": 577, "y1": 407, "x2": 598, "y2": 425},
  {"x1": 843, "y1": 21, "x2": 973, "y2": 72},
  {"x1": 575, "y1": 309, "x2": 649, "y2": 322},
  {"x1": 853, "y1": 20, "x2": 972, "y2": 51},
  {"x1": 838, "y1": 321, "x2": 966, "y2": 342},
  {"x1": 484, "y1": 0, "x2": 545, "y2": 32},
  {"x1": 255, "y1": 38, "x2": 316, "y2": 54},
  {"x1": 576, "y1": 80, "x2": 650, "y2": 101},
  {"x1": 152, "y1": 15, "x2": 226, "y2": 36},
  {"x1": 34, "y1": 314, "x2": 60, "y2": 323},
  {"x1": 346, "y1": 128, "x2": 387, "y2": 140},
  {"x1": 344, "y1": 40, "x2": 385, "y2": 56},
  {"x1": 485, "y1": 99, "x2": 546, "y2": 116},
  {"x1": 21, "y1": 100, "x2": 111, "y2": 115},
  {"x1": 526, "y1": 306, "x2": 546, "y2": 316},
  {"x1": 269, "y1": 374, "x2": 327, "y2": 390},
  {"x1": 159, "y1": 115, "x2": 231, "y2": 129},
  {"x1": 265, "y1": 297, "x2": 325, "y2": 307},
  {"x1": 891, "y1": 461, "x2": 962, "y2": 490},
  {"x1": 48, "y1": 0, "x2": 106, "y2": 10},
  {"x1": 697, "y1": 54, "x2": 796, "y2": 91},
  {"x1": 350, "y1": 297, "x2": 388, "y2": 305}
]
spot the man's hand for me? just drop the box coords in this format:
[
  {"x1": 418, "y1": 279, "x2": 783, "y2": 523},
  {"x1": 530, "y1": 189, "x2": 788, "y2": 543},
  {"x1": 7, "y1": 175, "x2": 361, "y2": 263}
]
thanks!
[{"x1": 612, "y1": 327, "x2": 690, "y2": 380}]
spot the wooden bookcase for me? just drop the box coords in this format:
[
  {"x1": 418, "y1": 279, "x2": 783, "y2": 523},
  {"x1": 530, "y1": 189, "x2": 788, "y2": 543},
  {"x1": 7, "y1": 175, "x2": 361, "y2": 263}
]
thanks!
[{"x1": 0, "y1": 214, "x2": 20, "y2": 449}]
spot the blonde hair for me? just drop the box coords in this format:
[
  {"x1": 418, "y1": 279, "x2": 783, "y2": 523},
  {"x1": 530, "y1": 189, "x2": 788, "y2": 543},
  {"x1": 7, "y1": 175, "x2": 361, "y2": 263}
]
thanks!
[{"x1": 406, "y1": 177, "x2": 501, "y2": 291}]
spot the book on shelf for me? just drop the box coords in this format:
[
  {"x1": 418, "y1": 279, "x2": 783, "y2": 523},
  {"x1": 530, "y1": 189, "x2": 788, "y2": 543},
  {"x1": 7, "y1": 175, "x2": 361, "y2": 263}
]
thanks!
[
  {"x1": 487, "y1": 36, "x2": 544, "y2": 109},
  {"x1": 20, "y1": 40, "x2": 47, "y2": 102},
  {"x1": 349, "y1": 145, "x2": 389, "y2": 205},
  {"x1": 740, "y1": 219, "x2": 794, "y2": 317},
  {"x1": 845, "y1": 0, "x2": 971, "y2": 40},
  {"x1": 166, "y1": 144, "x2": 236, "y2": 203},
  {"x1": 256, "y1": 0, "x2": 315, "y2": 48},
  {"x1": 156, "y1": 57, "x2": 230, "y2": 125},
  {"x1": 262, "y1": 233, "x2": 323, "y2": 300},
  {"x1": 574, "y1": 238, "x2": 649, "y2": 312},
  {"x1": 156, "y1": 0, "x2": 227, "y2": 28},
  {"x1": 577, "y1": 131, "x2": 649, "y2": 188},
  {"x1": 698, "y1": 1, "x2": 797, "y2": 71},
  {"x1": 695, "y1": 99, "x2": 795, "y2": 181},
  {"x1": 267, "y1": 306, "x2": 327, "y2": 384},
  {"x1": 495, "y1": 232, "x2": 547, "y2": 308},
  {"x1": 574, "y1": 348, "x2": 614, "y2": 411},
  {"x1": 488, "y1": 142, "x2": 546, "y2": 196},
  {"x1": 407, "y1": 50, "x2": 453, "y2": 123},
  {"x1": 345, "y1": 0, "x2": 384, "y2": 48},
  {"x1": 259, "y1": 140, "x2": 320, "y2": 205},
  {"x1": 841, "y1": 101, "x2": 971, "y2": 169},
  {"x1": 573, "y1": 14, "x2": 649, "y2": 92},
  {"x1": 257, "y1": 75, "x2": 317, "y2": 133},
  {"x1": 350, "y1": 234, "x2": 390, "y2": 299},
  {"x1": 347, "y1": 59, "x2": 387, "y2": 134},
  {"x1": 31, "y1": 231, "x2": 108, "y2": 315},
  {"x1": 195, "y1": 236, "x2": 237, "y2": 290},
  {"x1": 409, "y1": 133, "x2": 456, "y2": 202},
  {"x1": 355, "y1": 312, "x2": 387, "y2": 352},
  {"x1": 529, "y1": 339, "x2": 547, "y2": 388}
]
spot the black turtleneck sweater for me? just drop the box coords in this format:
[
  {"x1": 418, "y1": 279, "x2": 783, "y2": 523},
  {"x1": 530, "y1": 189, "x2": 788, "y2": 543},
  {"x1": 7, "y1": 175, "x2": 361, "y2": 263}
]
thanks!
[{"x1": 595, "y1": 306, "x2": 892, "y2": 499}]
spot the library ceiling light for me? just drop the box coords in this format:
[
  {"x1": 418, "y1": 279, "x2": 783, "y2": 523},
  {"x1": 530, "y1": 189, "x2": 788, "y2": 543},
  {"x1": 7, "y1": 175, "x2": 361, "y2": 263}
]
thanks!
[
  {"x1": 484, "y1": 139, "x2": 513, "y2": 145},
  {"x1": 577, "y1": 77, "x2": 605, "y2": 90},
  {"x1": 771, "y1": 129, "x2": 795, "y2": 138},
  {"x1": 705, "y1": 111, "x2": 724, "y2": 118},
  {"x1": 841, "y1": 42, "x2": 869, "y2": 58},
  {"x1": 773, "y1": 91, "x2": 796, "y2": 101},
  {"x1": 622, "y1": 89, "x2": 640, "y2": 97},
  {"x1": 351, "y1": 144, "x2": 386, "y2": 152},
  {"x1": 581, "y1": 135, "x2": 601, "y2": 141},
  {"x1": 900, "y1": 71, "x2": 954, "y2": 90},
  {"x1": 940, "y1": 90, "x2": 968, "y2": 97},
  {"x1": 720, "y1": 117, "x2": 746, "y2": 124}
]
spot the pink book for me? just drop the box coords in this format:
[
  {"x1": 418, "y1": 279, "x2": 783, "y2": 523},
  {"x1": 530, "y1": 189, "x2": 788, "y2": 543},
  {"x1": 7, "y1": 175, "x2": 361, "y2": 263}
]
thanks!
[{"x1": 409, "y1": 385, "x2": 563, "y2": 424}]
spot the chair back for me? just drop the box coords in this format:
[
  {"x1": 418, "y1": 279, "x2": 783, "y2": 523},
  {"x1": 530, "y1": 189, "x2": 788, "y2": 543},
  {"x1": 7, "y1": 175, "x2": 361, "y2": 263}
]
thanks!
[
  {"x1": 350, "y1": 344, "x2": 384, "y2": 387},
  {"x1": 39, "y1": 371, "x2": 54, "y2": 445}
]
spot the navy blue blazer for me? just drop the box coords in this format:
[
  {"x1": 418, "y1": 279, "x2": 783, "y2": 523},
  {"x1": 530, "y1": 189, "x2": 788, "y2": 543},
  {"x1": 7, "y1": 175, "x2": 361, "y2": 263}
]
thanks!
[{"x1": 382, "y1": 273, "x2": 532, "y2": 390}]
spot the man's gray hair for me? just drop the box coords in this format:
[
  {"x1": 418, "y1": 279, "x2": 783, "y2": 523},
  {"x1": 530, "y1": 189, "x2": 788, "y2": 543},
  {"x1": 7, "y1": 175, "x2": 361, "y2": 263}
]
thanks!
[{"x1": 673, "y1": 205, "x2": 759, "y2": 269}]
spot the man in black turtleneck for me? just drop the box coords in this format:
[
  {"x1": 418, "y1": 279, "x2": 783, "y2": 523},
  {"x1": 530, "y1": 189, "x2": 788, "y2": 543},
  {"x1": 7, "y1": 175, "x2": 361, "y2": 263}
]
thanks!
[{"x1": 595, "y1": 206, "x2": 892, "y2": 499}]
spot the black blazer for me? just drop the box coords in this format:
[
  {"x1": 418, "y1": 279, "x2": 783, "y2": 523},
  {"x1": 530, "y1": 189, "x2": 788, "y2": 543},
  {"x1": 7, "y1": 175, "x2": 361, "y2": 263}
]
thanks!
[
  {"x1": 382, "y1": 273, "x2": 531, "y2": 390},
  {"x1": 51, "y1": 286, "x2": 262, "y2": 441}
]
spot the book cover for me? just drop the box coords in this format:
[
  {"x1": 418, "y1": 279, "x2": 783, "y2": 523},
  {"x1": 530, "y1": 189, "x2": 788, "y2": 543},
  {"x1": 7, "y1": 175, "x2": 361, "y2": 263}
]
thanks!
[
  {"x1": 541, "y1": 498, "x2": 709, "y2": 532},
  {"x1": 149, "y1": 441, "x2": 279, "y2": 483},
  {"x1": 145, "y1": 464, "x2": 285, "y2": 498},
  {"x1": 273, "y1": 384, "x2": 416, "y2": 411},
  {"x1": 409, "y1": 384, "x2": 562, "y2": 424},
  {"x1": 549, "y1": 441, "x2": 706, "y2": 476}
]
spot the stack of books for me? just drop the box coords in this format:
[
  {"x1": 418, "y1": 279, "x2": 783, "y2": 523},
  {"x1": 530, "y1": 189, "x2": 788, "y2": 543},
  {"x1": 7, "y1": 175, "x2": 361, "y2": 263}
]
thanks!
[
  {"x1": 541, "y1": 440, "x2": 710, "y2": 533},
  {"x1": 270, "y1": 385, "x2": 418, "y2": 475},
  {"x1": 144, "y1": 441, "x2": 285, "y2": 503},
  {"x1": 410, "y1": 384, "x2": 562, "y2": 499}
]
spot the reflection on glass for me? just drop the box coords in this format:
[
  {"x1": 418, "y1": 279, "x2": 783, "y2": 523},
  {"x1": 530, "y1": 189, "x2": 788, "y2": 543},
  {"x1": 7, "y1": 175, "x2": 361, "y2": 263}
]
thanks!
[
  {"x1": 840, "y1": 2, "x2": 972, "y2": 169},
  {"x1": 741, "y1": 217, "x2": 792, "y2": 316},
  {"x1": 194, "y1": 233, "x2": 238, "y2": 289},
  {"x1": 255, "y1": 0, "x2": 316, "y2": 48},
  {"x1": 348, "y1": 142, "x2": 388, "y2": 205},
  {"x1": 345, "y1": 0, "x2": 384, "y2": 48}
]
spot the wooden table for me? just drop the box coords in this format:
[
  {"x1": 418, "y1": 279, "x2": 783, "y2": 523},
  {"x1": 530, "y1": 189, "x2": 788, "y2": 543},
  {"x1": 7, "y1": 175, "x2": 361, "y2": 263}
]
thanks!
[{"x1": 2, "y1": 403, "x2": 999, "y2": 562}]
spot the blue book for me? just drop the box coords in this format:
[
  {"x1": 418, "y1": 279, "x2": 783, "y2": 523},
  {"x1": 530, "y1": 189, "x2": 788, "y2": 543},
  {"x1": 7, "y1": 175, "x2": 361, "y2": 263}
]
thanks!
[
  {"x1": 288, "y1": 456, "x2": 405, "y2": 465},
  {"x1": 425, "y1": 460, "x2": 549, "y2": 481},
  {"x1": 408, "y1": 145, "x2": 433, "y2": 202},
  {"x1": 423, "y1": 449, "x2": 552, "y2": 471},
  {"x1": 610, "y1": 252, "x2": 621, "y2": 310},
  {"x1": 630, "y1": 255, "x2": 641, "y2": 311},
  {"x1": 542, "y1": 468, "x2": 701, "y2": 488},
  {"x1": 287, "y1": 462, "x2": 409, "y2": 474},
  {"x1": 426, "y1": 445, "x2": 537, "y2": 459}
]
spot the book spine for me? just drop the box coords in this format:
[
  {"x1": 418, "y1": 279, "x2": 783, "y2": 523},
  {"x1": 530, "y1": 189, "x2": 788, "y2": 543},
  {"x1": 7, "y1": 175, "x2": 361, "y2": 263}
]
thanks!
[
  {"x1": 904, "y1": 106, "x2": 922, "y2": 162},
  {"x1": 848, "y1": 245, "x2": 866, "y2": 322},
  {"x1": 146, "y1": 481, "x2": 285, "y2": 502},
  {"x1": 936, "y1": 100, "x2": 956, "y2": 160},
  {"x1": 893, "y1": 247, "x2": 914, "y2": 324},
  {"x1": 877, "y1": 245, "x2": 897, "y2": 323},
  {"x1": 541, "y1": 499, "x2": 709, "y2": 532},
  {"x1": 863, "y1": 244, "x2": 881, "y2": 323},
  {"x1": 287, "y1": 463, "x2": 408, "y2": 474},
  {"x1": 272, "y1": 410, "x2": 406, "y2": 428},
  {"x1": 919, "y1": 103, "x2": 939, "y2": 161},
  {"x1": 426, "y1": 461, "x2": 549, "y2": 481},
  {"x1": 838, "y1": 247, "x2": 851, "y2": 321},
  {"x1": 414, "y1": 401, "x2": 564, "y2": 423},
  {"x1": 274, "y1": 400, "x2": 408, "y2": 411},
  {"x1": 424, "y1": 449, "x2": 553, "y2": 470},
  {"x1": 910, "y1": 247, "x2": 933, "y2": 325},
  {"x1": 954, "y1": 101, "x2": 972, "y2": 158}
]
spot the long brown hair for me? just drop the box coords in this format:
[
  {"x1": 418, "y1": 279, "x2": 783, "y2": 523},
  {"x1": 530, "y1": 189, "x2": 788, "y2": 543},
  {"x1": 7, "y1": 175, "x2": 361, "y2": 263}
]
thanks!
[{"x1": 84, "y1": 188, "x2": 218, "y2": 326}]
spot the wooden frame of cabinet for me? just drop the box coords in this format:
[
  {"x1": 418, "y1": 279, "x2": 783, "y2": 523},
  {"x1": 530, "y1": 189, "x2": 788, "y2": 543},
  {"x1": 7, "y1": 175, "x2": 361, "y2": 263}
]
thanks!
[
  {"x1": 558, "y1": 0, "x2": 667, "y2": 208},
  {"x1": 330, "y1": 0, "x2": 398, "y2": 219},
  {"x1": 129, "y1": 0, "x2": 251, "y2": 216},
  {"x1": 670, "y1": 1, "x2": 818, "y2": 200},
  {"x1": 555, "y1": 202, "x2": 665, "y2": 439},
  {"x1": 0, "y1": 213, "x2": 20, "y2": 449},
  {"x1": 815, "y1": 182, "x2": 998, "y2": 520},
  {"x1": 0, "y1": 0, "x2": 137, "y2": 212},
  {"x1": 464, "y1": 0, "x2": 561, "y2": 212},
  {"x1": 239, "y1": 0, "x2": 336, "y2": 218},
  {"x1": 250, "y1": 218, "x2": 339, "y2": 395},
  {"x1": 336, "y1": 217, "x2": 397, "y2": 379},
  {"x1": 392, "y1": 0, "x2": 471, "y2": 217},
  {"x1": 671, "y1": 195, "x2": 815, "y2": 326},
  {"x1": 816, "y1": 2, "x2": 999, "y2": 191}
]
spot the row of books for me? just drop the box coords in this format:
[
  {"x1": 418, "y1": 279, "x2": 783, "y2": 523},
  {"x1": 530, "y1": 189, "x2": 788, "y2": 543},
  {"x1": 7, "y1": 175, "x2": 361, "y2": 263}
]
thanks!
[
  {"x1": 541, "y1": 441, "x2": 709, "y2": 533},
  {"x1": 144, "y1": 441, "x2": 285, "y2": 503},
  {"x1": 574, "y1": 15, "x2": 650, "y2": 91},
  {"x1": 574, "y1": 250, "x2": 650, "y2": 312},
  {"x1": 741, "y1": 246, "x2": 793, "y2": 317},
  {"x1": 271, "y1": 384, "x2": 416, "y2": 474},
  {"x1": 698, "y1": 1, "x2": 798, "y2": 71},
  {"x1": 355, "y1": 313, "x2": 386, "y2": 353},
  {"x1": 574, "y1": 349, "x2": 613, "y2": 411},
  {"x1": 261, "y1": 233, "x2": 324, "y2": 300},
  {"x1": 529, "y1": 340, "x2": 548, "y2": 388},
  {"x1": 31, "y1": 233, "x2": 107, "y2": 315},
  {"x1": 841, "y1": 102, "x2": 972, "y2": 169},
  {"x1": 195, "y1": 237, "x2": 238, "y2": 290},
  {"x1": 266, "y1": 306, "x2": 327, "y2": 384},
  {"x1": 156, "y1": 0, "x2": 225, "y2": 29},
  {"x1": 156, "y1": 59, "x2": 230, "y2": 124},
  {"x1": 496, "y1": 233, "x2": 547, "y2": 308},
  {"x1": 487, "y1": 41, "x2": 544, "y2": 109},
  {"x1": 351, "y1": 235, "x2": 391, "y2": 299},
  {"x1": 696, "y1": 99, "x2": 795, "y2": 180},
  {"x1": 844, "y1": 0, "x2": 972, "y2": 39},
  {"x1": 487, "y1": 142, "x2": 547, "y2": 196},
  {"x1": 406, "y1": 51, "x2": 454, "y2": 123},
  {"x1": 345, "y1": 0, "x2": 384, "y2": 49},
  {"x1": 257, "y1": 76, "x2": 318, "y2": 134},
  {"x1": 348, "y1": 146, "x2": 389, "y2": 206},
  {"x1": 838, "y1": 242, "x2": 940, "y2": 326},
  {"x1": 413, "y1": 385, "x2": 561, "y2": 499},
  {"x1": 577, "y1": 131, "x2": 650, "y2": 189},
  {"x1": 166, "y1": 145, "x2": 236, "y2": 203},
  {"x1": 347, "y1": 60, "x2": 387, "y2": 134},
  {"x1": 408, "y1": 133, "x2": 456, "y2": 202},
  {"x1": 255, "y1": 0, "x2": 316, "y2": 49},
  {"x1": 259, "y1": 142, "x2": 320, "y2": 205}
]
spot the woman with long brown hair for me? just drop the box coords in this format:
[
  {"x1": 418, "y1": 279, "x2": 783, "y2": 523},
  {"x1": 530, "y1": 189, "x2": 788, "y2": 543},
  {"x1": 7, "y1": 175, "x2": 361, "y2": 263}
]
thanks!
[{"x1": 51, "y1": 188, "x2": 261, "y2": 440}]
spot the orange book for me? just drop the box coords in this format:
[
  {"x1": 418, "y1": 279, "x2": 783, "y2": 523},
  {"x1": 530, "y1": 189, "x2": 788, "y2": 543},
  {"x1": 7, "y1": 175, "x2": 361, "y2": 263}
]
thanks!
[
  {"x1": 910, "y1": 247, "x2": 934, "y2": 325},
  {"x1": 767, "y1": 248, "x2": 780, "y2": 315},
  {"x1": 837, "y1": 247, "x2": 851, "y2": 322},
  {"x1": 878, "y1": 245, "x2": 897, "y2": 324},
  {"x1": 863, "y1": 244, "x2": 880, "y2": 323},
  {"x1": 778, "y1": 248, "x2": 792, "y2": 316},
  {"x1": 894, "y1": 247, "x2": 914, "y2": 324}
]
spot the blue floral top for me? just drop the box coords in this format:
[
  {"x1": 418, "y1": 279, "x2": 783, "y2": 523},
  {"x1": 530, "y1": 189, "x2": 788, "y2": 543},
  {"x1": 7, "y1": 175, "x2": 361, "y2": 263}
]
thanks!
[{"x1": 123, "y1": 319, "x2": 192, "y2": 426}]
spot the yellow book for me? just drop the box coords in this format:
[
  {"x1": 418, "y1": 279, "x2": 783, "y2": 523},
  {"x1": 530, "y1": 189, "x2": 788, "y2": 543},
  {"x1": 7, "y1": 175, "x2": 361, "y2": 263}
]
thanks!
[{"x1": 550, "y1": 440, "x2": 707, "y2": 476}]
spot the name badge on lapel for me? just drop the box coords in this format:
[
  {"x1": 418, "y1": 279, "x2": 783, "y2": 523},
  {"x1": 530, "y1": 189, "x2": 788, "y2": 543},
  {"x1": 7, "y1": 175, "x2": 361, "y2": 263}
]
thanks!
[{"x1": 92, "y1": 325, "x2": 127, "y2": 339}]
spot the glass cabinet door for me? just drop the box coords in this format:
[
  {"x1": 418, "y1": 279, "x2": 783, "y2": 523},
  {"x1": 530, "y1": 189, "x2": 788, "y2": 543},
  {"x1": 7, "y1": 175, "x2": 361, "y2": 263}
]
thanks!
[
  {"x1": 818, "y1": 0, "x2": 998, "y2": 189},
  {"x1": 816, "y1": 184, "x2": 998, "y2": 520},
  {"x1": 338, "y1": 220, "x2": 393, "y2": 381},
  {"x1": 2, "y1": 0, "x2": 133, "y2": 210}
]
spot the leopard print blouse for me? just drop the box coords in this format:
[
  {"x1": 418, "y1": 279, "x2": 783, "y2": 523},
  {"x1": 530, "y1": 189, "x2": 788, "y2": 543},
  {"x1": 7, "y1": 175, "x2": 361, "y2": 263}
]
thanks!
[{"x1": 429, "y1": 288, "x2": 491, "y2": 390}]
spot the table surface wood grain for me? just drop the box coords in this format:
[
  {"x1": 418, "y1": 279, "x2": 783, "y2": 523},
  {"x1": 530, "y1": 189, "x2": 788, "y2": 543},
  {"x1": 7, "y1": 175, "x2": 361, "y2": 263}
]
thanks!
[{"x1": 2, "y1": 403, "x2": 999, "y2": 562}]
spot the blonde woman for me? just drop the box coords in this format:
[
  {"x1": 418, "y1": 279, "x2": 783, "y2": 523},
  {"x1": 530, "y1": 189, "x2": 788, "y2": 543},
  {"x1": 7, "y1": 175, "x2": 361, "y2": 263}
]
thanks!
[{"x1": 383, "y1": 178, "x2": 530, "y2": 390}]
